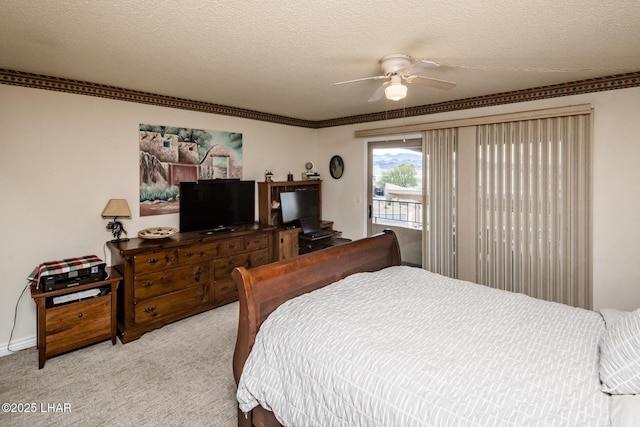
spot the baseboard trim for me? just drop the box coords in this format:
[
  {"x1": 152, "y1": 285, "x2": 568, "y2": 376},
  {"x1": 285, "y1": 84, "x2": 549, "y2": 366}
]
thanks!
[{"x1": 0, "y1": 335, "x2": 36, "y2": 358}]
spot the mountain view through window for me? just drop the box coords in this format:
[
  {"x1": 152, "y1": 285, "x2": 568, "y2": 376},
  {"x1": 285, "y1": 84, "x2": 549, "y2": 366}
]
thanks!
[{"x1": 372, "y1": 148, "x2": 423, "y2": 229}]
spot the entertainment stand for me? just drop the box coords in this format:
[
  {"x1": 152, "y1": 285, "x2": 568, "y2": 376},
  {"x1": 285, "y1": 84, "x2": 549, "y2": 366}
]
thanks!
[
  {"x1": 107, "y1": 223, "x2": 274, "y2": 343},
  {"x1": 258, "y1": 180, "x2": 332, "y2": 260}
]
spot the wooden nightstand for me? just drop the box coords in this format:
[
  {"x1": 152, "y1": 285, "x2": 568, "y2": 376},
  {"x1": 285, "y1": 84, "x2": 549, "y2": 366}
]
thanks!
[{"x1": 30, "y1": 267, "x2": 121, "y2": 369}]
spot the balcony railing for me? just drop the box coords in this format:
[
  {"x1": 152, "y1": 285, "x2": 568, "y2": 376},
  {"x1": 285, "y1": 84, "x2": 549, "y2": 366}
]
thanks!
[{"x1": 371, "y1": 197, "x2": 422, "y2": 229}]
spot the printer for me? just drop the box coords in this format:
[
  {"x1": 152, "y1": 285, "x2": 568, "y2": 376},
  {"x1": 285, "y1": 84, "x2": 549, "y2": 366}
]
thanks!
[{"x1": 28, "y1": 255, "x2": 107, "y2": 292}]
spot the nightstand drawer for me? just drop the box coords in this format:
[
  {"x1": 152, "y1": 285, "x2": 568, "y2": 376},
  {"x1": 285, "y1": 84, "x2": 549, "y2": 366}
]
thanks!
[
  {"x1": 45, "y1": 295, "x2": 111, "y2": 356},
  {"x1": 134, "y1": 263, "x2": 209, "y2": 301}
]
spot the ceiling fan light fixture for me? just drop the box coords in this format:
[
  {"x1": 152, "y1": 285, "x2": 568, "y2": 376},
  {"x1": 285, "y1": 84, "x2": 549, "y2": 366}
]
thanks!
[{"x1": 385, "y1": 81, "x2": 407, "y2": 101}]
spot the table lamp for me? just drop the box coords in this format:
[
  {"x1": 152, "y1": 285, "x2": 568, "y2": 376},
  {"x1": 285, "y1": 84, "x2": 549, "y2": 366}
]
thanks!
[{"x1": 102, "y1": 199, "x2": 131, "y2": 241}]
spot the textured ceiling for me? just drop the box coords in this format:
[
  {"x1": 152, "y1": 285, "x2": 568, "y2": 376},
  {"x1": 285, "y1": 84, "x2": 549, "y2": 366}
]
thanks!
[{"x1": 1, "y1": 0, "x2": 639, "y2": 122}]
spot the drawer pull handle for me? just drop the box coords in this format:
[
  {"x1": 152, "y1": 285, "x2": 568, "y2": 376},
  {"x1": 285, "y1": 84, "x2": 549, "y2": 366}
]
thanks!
[
  {"x1": 194, "y1": 268, "x2": 202, "y2": 281},
  {"x1": 148, "y1": 258, "x2": 159, "y2": 265},
  {"x1": 221, "y1": 285, "x2": 228, "y2": 291},
  {"x1": 78, "y1": 313, "x2": 83, "y2": 318},
  {"x1": 142, "y1": 281, "x2": 153, "y2": 288},
  {"x1": 144, "y1": 306, "x2": 156, "y2": 314},
  {"x1": 228, "y1": 244, "x2": 235, "y2": 249},
  {"x1": 194, "y1": 292, "x2": 203, "y2": 299},
  {"x1": 185, "y1": 251, "x2": 194, "y2": 258}
]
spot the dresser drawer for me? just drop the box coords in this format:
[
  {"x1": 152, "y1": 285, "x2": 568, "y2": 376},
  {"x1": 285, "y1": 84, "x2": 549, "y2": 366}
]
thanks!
[
  {"x1": 216, "y1": 237, "x2": 245, "y2": 256},
  {"x1": 134, "y1": 284, "x2": 208, "y2": 324},
  {"x1": 245, "y1": 234, "x2": 268, "y2": 251},
  {"x1": 177, "y1": 243, "x2": 218, "y2": 263},
  {"x1": 134, "y1": 263, "x2": 209, "y2": 301},
  {"x1": 133, "y1": 250, "x2": 178, "y2": 275},
  {"x1": 249, "y1": 248, "x2": 270, "y2": 268},
  {"x1": 213, "y1": 253, "x2": 251, "y2": 279},
  {"x1": 214, "y1": 279, "x2": 238, "y2": 304},
  {"x1": 45, "y1": 295, "x2": 111, "y2": 356}
]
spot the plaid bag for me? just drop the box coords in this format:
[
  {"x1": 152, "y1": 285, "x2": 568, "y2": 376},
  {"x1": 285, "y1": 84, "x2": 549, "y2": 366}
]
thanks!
[{"x1": 28, "y1": 255, "x2": 104, "y2": 288}]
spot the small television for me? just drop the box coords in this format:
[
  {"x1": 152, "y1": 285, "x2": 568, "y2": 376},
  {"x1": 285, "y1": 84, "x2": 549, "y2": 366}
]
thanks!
[
  {"x1": 179, "y1": 179, "x2": 255, "y2": 233},
  {"x1": 280, "y1": 190, "x2": 319, "y2": 226}
]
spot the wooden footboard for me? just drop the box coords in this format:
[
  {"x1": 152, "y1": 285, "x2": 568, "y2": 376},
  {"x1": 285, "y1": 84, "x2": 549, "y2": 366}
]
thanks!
[{"x1": 231, "y1": 230, "x2": 401, "y2": 427}]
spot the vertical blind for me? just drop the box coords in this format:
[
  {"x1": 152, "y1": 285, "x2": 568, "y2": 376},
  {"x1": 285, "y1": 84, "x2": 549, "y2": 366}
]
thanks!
[
  {"x1": 424, "y1": 128, "x2": 457, "y2": 277},
  {"x1": 476, "y1": 114, "x2": 592, "y2": 308}
]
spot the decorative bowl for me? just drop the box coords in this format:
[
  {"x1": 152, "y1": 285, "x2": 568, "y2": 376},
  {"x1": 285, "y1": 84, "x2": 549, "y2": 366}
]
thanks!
[{"x1": 138, "y1": 226, "x2": 178, "y2": 239}]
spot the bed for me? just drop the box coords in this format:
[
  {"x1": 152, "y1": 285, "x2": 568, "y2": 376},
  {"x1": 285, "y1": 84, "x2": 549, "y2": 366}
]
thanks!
[{"x1": 232, "y1": 230, "x2": 640, "y2": 427}]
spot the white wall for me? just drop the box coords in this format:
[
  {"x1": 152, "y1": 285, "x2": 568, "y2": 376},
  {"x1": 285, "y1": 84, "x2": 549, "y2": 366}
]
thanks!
[
  {"x1": 0, "y1": 84, "x2": 318, "y2": 354},
  {"x1": 2, "y1": 83, "x2": 639, "y2": 356},
  {"x1": 590, "y1": 89, "x2": 640, "y2": 310}
]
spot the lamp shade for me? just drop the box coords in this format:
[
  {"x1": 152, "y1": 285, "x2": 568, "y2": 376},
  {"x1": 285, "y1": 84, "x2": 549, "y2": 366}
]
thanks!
[
  {"x1": 385, "y1": 75, "x2": 407, "y2": 101},
  {"x1": 101, "y1": 199, "x2": 131, "y2": 218}
]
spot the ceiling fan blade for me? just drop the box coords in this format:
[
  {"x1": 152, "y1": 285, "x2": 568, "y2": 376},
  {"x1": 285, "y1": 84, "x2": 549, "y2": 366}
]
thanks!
[
  {"x1": 368, "y1": 81, "x2": 389, "y2": 102},
  {"x1": 333, "y1": 75, "x2": 386, "y2": 86},
  {"x1": 405, "y1": 75, "x2": 456, "y2": 90},
  {"x1": 400, "y1": 59, "x2": 439, "y2": 75}
]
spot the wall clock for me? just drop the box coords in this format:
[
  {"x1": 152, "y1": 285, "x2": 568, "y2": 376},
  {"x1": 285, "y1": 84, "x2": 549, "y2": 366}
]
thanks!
[{"x1": 330, "y1": 155, "x2": 344, "y2": 179}]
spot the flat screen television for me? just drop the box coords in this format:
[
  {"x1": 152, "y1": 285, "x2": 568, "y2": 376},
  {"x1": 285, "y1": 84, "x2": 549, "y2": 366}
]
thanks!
[
  {"x1": 280, "y1": 190, "x2": 319, "y2": 226},
  {"x1": 179, "y1": 179, "x2": 255, "y2": 233}
]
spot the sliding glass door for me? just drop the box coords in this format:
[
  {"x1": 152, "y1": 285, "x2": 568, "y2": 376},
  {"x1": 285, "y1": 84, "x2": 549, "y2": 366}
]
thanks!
[
  {"x1": 367, "y1": 138, "x2": 423, "y2": 267},
  {"x1": 363, "y1": 108, "x2": 591, "y2": 308}
]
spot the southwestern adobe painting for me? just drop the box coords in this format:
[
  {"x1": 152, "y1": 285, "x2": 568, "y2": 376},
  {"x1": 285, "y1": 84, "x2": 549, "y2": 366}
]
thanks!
[{"x1": 139, "y1": 124, "x2": 243, "y2": 216}]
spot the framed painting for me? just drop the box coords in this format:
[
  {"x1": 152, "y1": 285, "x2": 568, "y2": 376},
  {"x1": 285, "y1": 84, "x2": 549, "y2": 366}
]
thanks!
[{"x1": 139, "y1": 124, "x2": 243, "y2": 216}]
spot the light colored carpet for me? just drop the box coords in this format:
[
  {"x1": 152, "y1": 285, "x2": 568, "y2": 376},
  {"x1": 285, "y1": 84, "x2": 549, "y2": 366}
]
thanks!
[{"x1": 0, "y1": 302, "x2": 239, "y2": 427}]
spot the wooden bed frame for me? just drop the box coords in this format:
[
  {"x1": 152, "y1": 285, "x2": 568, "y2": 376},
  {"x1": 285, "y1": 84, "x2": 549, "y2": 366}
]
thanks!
[{"x1": 231, "y1": 230, "x2": 401, "y2": 427}]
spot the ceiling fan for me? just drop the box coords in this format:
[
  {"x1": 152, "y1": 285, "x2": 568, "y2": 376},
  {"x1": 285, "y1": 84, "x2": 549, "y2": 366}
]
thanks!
[{"x1": 333, "y1": 54, "x2": 456, "y2": 102}]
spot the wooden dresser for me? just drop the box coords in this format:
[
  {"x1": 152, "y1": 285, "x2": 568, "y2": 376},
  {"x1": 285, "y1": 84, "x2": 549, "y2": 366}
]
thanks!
[{"x1": 107, "y1": 224, "x2": 274, "y2": 343}]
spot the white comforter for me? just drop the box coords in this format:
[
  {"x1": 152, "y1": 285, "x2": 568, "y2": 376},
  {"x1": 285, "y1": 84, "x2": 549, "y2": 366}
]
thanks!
[{"x1": 237, "y1": 266, "x2": 609, "y2": 426}]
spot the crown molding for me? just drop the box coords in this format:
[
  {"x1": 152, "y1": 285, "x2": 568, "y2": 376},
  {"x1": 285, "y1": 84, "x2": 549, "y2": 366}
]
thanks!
[
  {"x1": 0, "y1": 69, "x2": 317, "y2": 128},
  {"x1": 2, "y1": 68, "x2": 639, "y2": 129},
  {"x1": 317, "y1": 71, "x2": 640, "y2": 128}
]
